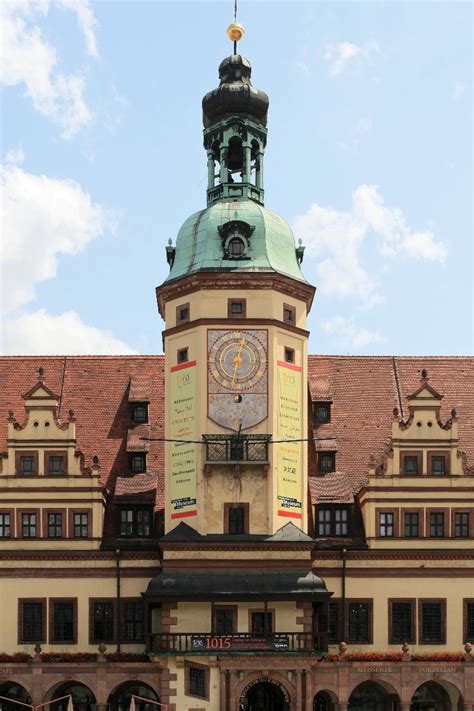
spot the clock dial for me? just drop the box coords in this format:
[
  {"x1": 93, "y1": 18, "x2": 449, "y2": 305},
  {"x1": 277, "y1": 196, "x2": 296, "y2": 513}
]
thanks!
[{"x1": 208, "y1": 329, "x2": 268, "y2": 430}]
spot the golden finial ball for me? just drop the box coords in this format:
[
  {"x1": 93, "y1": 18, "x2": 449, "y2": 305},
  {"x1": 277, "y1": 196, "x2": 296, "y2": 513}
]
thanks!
[{"x1": 227, "y1": 21, "x2": 245, "y2": 43}]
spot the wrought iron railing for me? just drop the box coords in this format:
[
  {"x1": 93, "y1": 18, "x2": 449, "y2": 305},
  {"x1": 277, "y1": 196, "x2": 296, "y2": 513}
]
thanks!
[
  {"x1": 146, "y1": 632, "x2": 325, "y2": 655},
  {"x1": 203, "y1": 434, "x2": 271, "y2": 463}
]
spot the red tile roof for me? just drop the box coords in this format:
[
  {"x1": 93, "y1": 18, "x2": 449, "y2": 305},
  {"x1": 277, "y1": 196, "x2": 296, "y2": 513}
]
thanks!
[
  {"x1": 127, "y1": 424, "x2": 150, "y2": 452},
  {"x1": 129, "y1": 375, "x2": 152, "y2": 402},
  {"x1": 309, "y1": 472, "x2": 354, "y2": 504},
  {"x1": 1, "y1": 355, "x2": 472, "y2": 513},
  {"x1": 115, "y1": 473, "x2": 158, "y2": 498}
]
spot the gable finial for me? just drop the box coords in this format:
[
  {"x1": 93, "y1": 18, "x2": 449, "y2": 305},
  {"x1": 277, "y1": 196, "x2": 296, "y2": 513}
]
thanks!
[
  {"x1": 227, "y1": 0, "x2": 244, "y2": 54},
  {"x1": 421, "y1": 368, "x2": 428, "y2": 381},
  {"x1": 38, "y1": 366, "x2": 45, "y2": 381}
]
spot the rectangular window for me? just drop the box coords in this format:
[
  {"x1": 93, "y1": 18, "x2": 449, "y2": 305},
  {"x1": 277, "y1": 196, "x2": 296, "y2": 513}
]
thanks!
[
  {"x1": 20, "y1": 456, "x2": 35, "y2": 475},
  {"x1": 284, "y1": 347, "x2": 295, "y2": 364},
  {"x1": 91, "y1": 600, "x2": 115, "y2": 643},
  {"x1": 328, "y1": 601, "x2": 341, "y2": 644},
  {"x1": 317, "y1": 508, "x2": 331, "y2": 536},
  {"x1": 50, "y1": 599, "x2": 76, "y2": 644},
  {"x1": 22, "y1": 513, "x2": 37, "y2": 538},
  {"x1": 177, "y1": 347, "x2": 189, "y2": 364},
  {"x1": 228, "y1": 298, "x2": 246, "y2": 318},
  {"x1": 283, "y1": 304, "x2": 296, "y2": 324},
  {"x1": 73, "y1": 512, "x2": 89, "y2": 538},
  {"x1": 132, "y1": 403, "x2": 148, "y2": 423},
  {"x1": 314, "y1": 402, "x2": 331, "y2": 424},
  {"x1": 130, "y1": 453, "x2": 146, "y2": 473},
  {"x1": 318, "y1": 452, "x2": 336, "y2": 473},
  {"x1": 176, "y1": 302, "x2": 190, "y2": 324},
  {"x1": 404, "y1": 512, "x2": 420, "y2": 538},
  {"x1": 226, "y1": 505, "x2": 247, "y2": 535},
  {"x1": 186, "y1": 664, "x2": 209, "y2": 699},
  {"x1": 390, "y1": 600, "x2": 415, "y2": 644},
  {"x1": 464, "y1": 600, "x2": 474, "y2": 643},
  {"x1": 430, "y1": 454, "x2": 447, "y2": 475},
  {"x1": 334, "y1": 508, "x2": 348, "y2": 536},
  {"x1": 430, "y1": 512, "x2": 445, "y2": 537},
  {"x1": 19, "y1": 600, "x2": 45, "y2": 643},
  {"x1": 420, "y1": 600, "x2": 445, "y2": 644},
  {"x1": 379, "y1": 512, "x2": 394, "y2": 537},
  {"x1": 47, "y1": 512, "x2": 63, "y2": 538},
  {"x1": 402, "y1": 454, "x2": 420, "y2": 475},
  {"x1": 119, "y1": 507, "x2": 152, "y2": 537},
  {"x1": 317, "y1": 507, "x2": 349, "y2": 536},
  {"x1": 213, "y1": 607, "x2": 236, "y2": 635},
  {"x1": 123, "y1": 601, "x2": 145, "y2": 642},
  {"x1": 347, "y1": 601, "x2": 371, "y2": 644},
  {"x1": 48, "y1": 455, "x2": 65, "y2": 476},
  {"x1": 454, "y1": 512, "x2": 470, "y2": 538},
  {"x1": 0, "y1": 513, "x2": 11, "y2": 538},
  {"x1": 251, "y1": 611, "x2": 273, "y2": 636}
]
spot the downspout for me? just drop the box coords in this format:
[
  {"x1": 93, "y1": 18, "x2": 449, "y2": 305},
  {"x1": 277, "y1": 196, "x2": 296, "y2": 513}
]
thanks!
[
  {"x1": 115, "y1": 548, "x2": 121, "y2": 652},
  {"x1": 341, "y1": 548, "x2": 347, "y2": 643}
]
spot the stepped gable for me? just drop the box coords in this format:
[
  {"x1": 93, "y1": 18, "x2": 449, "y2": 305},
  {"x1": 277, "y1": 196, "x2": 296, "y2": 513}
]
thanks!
[
  {"x1": 307, "y1": 355, "x2": 474, "y2": 493},
  {"x1": 0, "y1": 355, "x2": 165, "y2": 495}
]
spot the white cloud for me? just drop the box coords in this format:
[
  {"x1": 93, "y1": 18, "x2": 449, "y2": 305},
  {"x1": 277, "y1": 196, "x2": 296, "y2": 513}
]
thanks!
[
  {"x1": 2, "y1": 310, "x2": 137, "y2": 355},
  {"x1": 293, "y1": 185, "x2": 446, "y2": 308},
  {"x1": 323, "y1": 316, "x2": 384, "y2": 351},
  {"x1": 325, "y1": 40, "x2": 380, "y2": 77},
  {"x1": 1, "y1": 163, "x2": 113, "y2": 314},
  {"x1": 4, "y1": 145, "x2": 25, "y2": 164},
  {"x1": 0, "y1": 0, "x2": 98, "y2": 137},
  {"x1": 452, "y1": 80, "x2": 467, "y2": 102},
  {"x1": 0, "y1": 162, "x2": 133, "y2": 355}
]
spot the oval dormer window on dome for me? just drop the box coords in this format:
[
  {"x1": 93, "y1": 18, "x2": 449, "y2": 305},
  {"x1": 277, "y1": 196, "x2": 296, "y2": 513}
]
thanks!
[{"x1": 218, "y1": 219, "x2": 255, "y2": 261}]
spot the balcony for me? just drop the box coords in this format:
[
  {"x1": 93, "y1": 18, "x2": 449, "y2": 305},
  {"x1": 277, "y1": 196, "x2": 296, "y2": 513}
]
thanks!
[
  {"x1": 203, "y1": 434, "x2": 271, "y2": 463},
  {"x1": 146, "y1": 632, "x2": 326, "y2": 655}
]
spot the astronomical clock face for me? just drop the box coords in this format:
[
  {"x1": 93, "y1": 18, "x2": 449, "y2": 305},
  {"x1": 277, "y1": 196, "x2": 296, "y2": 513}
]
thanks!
[{"x1": 208, "y1": 329, "x2": 268, "y2": 430}]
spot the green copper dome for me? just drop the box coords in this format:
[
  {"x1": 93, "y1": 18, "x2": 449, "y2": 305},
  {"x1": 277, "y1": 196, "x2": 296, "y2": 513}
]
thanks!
[{"x1": 165, "y1": 200, "x2": 307, "y2": 284}]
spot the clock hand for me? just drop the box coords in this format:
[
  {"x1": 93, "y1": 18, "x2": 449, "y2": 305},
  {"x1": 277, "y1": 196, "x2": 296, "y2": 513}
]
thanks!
[{"x1": 232, "y1": 338, "x2": 246, "y2": 384}]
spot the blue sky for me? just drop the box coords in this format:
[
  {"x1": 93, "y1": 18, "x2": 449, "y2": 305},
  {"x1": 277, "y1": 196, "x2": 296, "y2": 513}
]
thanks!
[{"x1": 1, "y1": 0, "x2": 472, "y2": 355}]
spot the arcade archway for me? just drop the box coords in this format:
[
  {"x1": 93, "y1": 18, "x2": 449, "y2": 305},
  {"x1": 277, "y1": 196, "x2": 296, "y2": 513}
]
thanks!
[
  {"x1": 0, "y1": 683, "x2": 32, "y2": 711},
  {"x1": 240, "y1": 679, "x2": 290, "y2": 711},
  {"x1": 45, "y1": 682, "x2": 96, "y2": 711},
  {"x1": 313, "y1": 691, "x2": 337, "y2": 711},
  {"x1": 108, "y1": 682, "x2": 160, "y2": 711},
  {"x1": 348, "y1": 681, "x2": 400, "y2": 711},
  {"x1": 410, "y1": 681, "x2": 460, "y2": 711}
]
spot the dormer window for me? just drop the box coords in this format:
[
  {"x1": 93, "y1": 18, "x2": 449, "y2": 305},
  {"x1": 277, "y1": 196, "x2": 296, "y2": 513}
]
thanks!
[
  {"x1": 314, "y1": 402, "x2": 331, "y2": 424},
  {"x1": 228, "y1": 237, "x2": 245, "y2": 257},
  {"x1": 132, "y1": 403, "x2": 148, "y2": 424},
  {"x1": 318, "y1": 452, "x2": 336, "y2": 473},
  {"x1": 130, "y1": 453, "x2": 146, "y2": 474}
]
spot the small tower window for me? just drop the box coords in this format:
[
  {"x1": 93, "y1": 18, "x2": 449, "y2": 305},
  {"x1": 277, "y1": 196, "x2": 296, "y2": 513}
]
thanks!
[
  {"x1": 228, "y1": 299, "x2": 246, "y2": 318},
  {"x1": 176, "y1": 303, "x2": 190, "y2": 324},
  {"x1": 284, "y1": 347, "x2": 295, "y2": 364},
  {"x1": 177, "y1": 347, "x2": 189, "y2": 364},
  {"x1": 283, "y1": 304, "x2": 296, "y2": 324},
  {"x1": 314, "y1": 402, "x2": 331, "y2": 424},
  {"x1": 132, "y1": 403, "x2": 148, "y2": 424}
]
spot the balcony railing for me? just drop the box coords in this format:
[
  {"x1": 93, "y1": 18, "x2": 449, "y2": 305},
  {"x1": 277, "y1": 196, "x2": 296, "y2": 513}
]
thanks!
[
  {"x1": 146, "y1": 632, "x2": 325, "y2": 655},
  {"x1": 203, "y1": 434, "x2": 271, "y2": 463}
]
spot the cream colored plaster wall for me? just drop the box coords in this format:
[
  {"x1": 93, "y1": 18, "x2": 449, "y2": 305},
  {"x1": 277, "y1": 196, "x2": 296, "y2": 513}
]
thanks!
[
  {"x1": 168, "y1": 657, "x2": 220, "y2": 711},
  {"x1": 176, "y1": 603, "x2": 212, "y2": 633},
  {"x1": 173, "y1": 601, "x2": 303, "y2": 635},
  {"x1": 166, "y1": 290, "x2": 307, "y2": 329},
  {"x1": 0, "y1": 576, "x2": 150, "y2": 653},
  {"x1": 322, "y1": 575, "x2": 469, "y2": 652},
  {"x1": 204, "y1": 466, "x2": 267, "y2": 534}
]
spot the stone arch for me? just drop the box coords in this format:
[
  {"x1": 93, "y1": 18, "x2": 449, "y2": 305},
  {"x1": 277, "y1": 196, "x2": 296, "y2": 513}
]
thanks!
[
  {"x1": 409, "y1": 679, "x2": 464, "y2": 711},
  {"x1": 0, "y1": 681, "x2": 33, "y2": 710},
  {"x1": 347, "y1": 679, "x2": 401, "y2": 711},
  {"x1": 346, "y1": 677, "x2": 401, "y2": 702},
  {"x1": 313, "y1": 689, "x2": 339, "y2": 711},
  {"x1": 43, "y1": 680, "x2": 97, "y2": 711},
  {"x1": 107, "y1": 681, "x2": 161, "y2": 711},
  {"x1": 236, "y1": 671, "x2": 295, "y2": 711}
]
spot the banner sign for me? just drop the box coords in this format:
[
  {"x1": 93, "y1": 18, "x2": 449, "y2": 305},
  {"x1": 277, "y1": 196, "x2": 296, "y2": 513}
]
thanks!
[
  {"x1": 169, "y1": 360, "x2": 197, "y2": 519},
  {"x1": 276, "y1": 360, "x2": 303, "y2": 519},
  {"x1": 191, "y1": 635, "x2": 290, "y2": 652}
]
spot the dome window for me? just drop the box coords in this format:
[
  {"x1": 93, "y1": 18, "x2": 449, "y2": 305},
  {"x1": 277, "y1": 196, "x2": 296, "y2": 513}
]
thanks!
[{"x1": 218, "y1": 219, "x2": 255, "y2": 260}]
